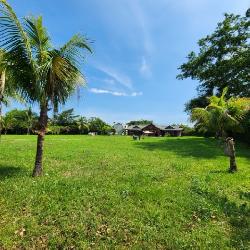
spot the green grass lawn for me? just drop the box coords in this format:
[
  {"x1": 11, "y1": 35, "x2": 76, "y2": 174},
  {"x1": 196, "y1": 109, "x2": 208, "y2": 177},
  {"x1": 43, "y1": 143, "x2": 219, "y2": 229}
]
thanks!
[{"x1": 0, "y1": 135, "x2": 249, "y2": 249}]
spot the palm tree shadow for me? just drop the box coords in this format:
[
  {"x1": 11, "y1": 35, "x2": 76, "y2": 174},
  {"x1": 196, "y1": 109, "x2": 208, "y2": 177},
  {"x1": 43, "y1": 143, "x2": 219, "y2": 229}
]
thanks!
[
  {"x1": 0, "y1": 165, "x2": 27, "y2": 180},
  {"x1": 135, "y1": 137, "x2": 224, "y2": 159}
]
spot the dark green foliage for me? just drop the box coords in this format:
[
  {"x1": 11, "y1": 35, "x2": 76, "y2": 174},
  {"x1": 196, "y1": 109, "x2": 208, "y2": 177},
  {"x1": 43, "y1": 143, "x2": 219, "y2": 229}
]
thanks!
[
  {"x1": 88, "y1": 117, "x2": 113, "y2": 135},
  {"x1": 127, "y1": 120, "x2": 153, "y2": 126},
  {"x1": 3, "y1": 108, "x2": 38, "y2": 134},
  {"x1": 52, "y1": 109, "x2": 79, "y2": 126},
  {"x1": 50, "y1": 111, "x2": 113, "y2": 135},
  {"x1": 234, "y1": 111, "x2": 250, "y2": 144},
  {"x1": 184, "y1": 95, "x2": 209, "y2": 114},
  {"x1": 246, "y1": 8, "x2": 250, "y2": 17},
  {"x1": 179, "y1": 124, "x2": 196, "y2": 136},
  {"x1": 3, "y1": 108, "x2": 115, "y2": 135}
]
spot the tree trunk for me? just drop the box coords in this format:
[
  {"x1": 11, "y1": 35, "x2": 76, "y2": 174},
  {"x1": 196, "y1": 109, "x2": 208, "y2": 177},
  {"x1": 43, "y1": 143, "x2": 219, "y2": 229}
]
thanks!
[
  {"x1": 225, "y1": 137, "x2": 237, "y2": 173},
  {"x1": 0, "y1": 70, "x2": 6, "y2": 141},
  {"x1": 32, "y1": 104, "x2": 48, "y2": 177}
]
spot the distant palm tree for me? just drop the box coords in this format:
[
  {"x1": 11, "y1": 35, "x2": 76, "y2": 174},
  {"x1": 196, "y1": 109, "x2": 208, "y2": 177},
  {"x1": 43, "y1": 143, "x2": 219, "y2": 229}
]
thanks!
[
  {"x1": 0, "y1": 0, "x2": 92, "y2": 176},
  {"x1": 77, "y1": 116, "x2": 89, "y2": 134},
  {"x1": 2, "y1": 113, "x2": 15, "y2": 134},
  {"x1": 25, "y1": 107, "x2": 37, "y2": 135}
]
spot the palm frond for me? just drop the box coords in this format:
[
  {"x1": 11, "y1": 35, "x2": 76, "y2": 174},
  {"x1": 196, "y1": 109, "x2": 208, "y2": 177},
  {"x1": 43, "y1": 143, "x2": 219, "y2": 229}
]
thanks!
[
  {"x1": 218, "y1": 87, "x2": 228, "y2": 107},
  {"x1": 208, "y1": 95, "x2": 220, "y2": 105},
  {"x1": 60, "y1": 34, "x2": 92, "y2": 69},
  {"x1": 0, "y1": 0, "x2": 37, "y2": 103},
  {"x1": 0, "y1": 0, "x2": 34, "y2": 68},
  {"x1": 24, "y1": 16, "x2": 51, "y2": 60},
  {"x1": 190, "y1": 107, "x2": 209, "y2": 123}
]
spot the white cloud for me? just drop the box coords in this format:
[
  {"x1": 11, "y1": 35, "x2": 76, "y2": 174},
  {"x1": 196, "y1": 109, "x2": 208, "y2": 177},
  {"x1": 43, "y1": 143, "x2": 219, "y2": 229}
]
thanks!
[
  {"x1": 89, "y1": 88, "x2": 142, "y2": 97},
  {"x1": 131, "y1": 91, "x2": 143, "y2": 97}
]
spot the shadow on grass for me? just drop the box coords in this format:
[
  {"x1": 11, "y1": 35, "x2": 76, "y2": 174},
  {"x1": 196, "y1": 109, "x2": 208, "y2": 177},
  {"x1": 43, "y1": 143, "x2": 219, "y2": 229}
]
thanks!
[
  {"x1": 209, "y1": 170, "x2": 228, "y2": 174},
  {"x1": 0, "y1": 165, "x2": 27, "y2": 180},
  {"x1": 214, "y1": 195, "x2": 249, "y2": 248},
  {"x1": 135, "y1": 137, "x2": 223, "y2": 159},
  {"x1": 239, "y1": 191, "x2": 250, "y2": 201},
  {"x1": 191, "y1": 178, "x2": 249, "y2": 248},
  {"x1": 205, "y1": 192, "x2": 248, "y2": 248}
]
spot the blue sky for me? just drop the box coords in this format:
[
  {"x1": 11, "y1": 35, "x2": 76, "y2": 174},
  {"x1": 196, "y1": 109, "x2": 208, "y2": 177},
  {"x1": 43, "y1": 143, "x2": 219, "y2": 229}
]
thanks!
[{"x1": 7, "y1": 0, "x2": 249, "y2": 124}]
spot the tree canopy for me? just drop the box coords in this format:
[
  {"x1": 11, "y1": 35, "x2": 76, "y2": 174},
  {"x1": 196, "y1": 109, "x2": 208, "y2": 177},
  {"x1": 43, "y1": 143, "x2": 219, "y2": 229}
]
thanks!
[{"x1": 178, "y1": 12, "x2": 250, "y2": 112}]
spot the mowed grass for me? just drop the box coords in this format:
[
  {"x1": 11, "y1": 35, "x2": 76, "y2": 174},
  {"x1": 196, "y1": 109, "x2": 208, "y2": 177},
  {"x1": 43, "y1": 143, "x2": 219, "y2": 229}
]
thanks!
[{"x1": 0, "y1": 135, "x2": 249, "y2": 249}]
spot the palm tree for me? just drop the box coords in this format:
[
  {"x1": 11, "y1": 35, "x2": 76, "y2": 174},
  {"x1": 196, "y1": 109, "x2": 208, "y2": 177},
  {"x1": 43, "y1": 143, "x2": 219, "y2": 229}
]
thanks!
[
  {"x1": 0, "y1": 0, "x2": 92, "y2": 176},
  {"x1": 191, "y1": 87, "x2": 250, "y2": 172},
  {"x1": 2, "y1": 112, "x2": 15, "y2": 134},
  {"x1": 77, "y1": 116, "x2": 89, "y2": 134},
  {"x1": 191, "y1": 88, "x2": 250, "y2": 138},
  {"x1": 25, "y1": 107, "x2": 38, "y2": 135}
]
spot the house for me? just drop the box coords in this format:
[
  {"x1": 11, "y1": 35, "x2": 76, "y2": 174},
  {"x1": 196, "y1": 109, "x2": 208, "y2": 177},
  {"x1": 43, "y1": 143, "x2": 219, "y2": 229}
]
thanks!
[
  {"x1": 113, "y1": 123, "x2": 124, "y2": 135},
  {"x1": 125, "y1": 123, "x2": 183, "y2": 137},
  {"x1": 164, "y1": 125, "x2": 183, "y2": 137},
  {"x1": 125, "y1": 125, "x2": 144, "y2": 136}
]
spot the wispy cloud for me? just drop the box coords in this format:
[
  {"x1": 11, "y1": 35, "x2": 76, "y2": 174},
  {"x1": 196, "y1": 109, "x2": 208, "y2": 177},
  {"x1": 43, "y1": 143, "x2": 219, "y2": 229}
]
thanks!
[
  {"x1": 140, "y1": 56, "x2": 152, "y2": 77},
  {"x1": 127, "y1": 2, "x2": 154, "y2": 77},
  {"x1": 103, "y1": 78, "x2": 115, "y2": 85},
  {"x1": 89, "y1": 88, "x2": 142, "y2": 97},
  {"x1": 128, "y1": 1, "x2": 154, "y2": 55},
  {"x1": 95, "y1": 64, "x2": 133, "y2": 90}
]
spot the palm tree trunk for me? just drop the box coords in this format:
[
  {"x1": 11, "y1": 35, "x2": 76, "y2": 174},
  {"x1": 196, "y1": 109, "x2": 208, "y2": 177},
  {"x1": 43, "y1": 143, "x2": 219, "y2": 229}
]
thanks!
[
  {"x1": 32, "y1": 104, "x2": 48, "y2": 177},
  {"x1": 225, "y1": 137, "x2": 237, "y2": 173},
  {"x1": 0, "y1": 70, "x2": 6, "y2": 142}
]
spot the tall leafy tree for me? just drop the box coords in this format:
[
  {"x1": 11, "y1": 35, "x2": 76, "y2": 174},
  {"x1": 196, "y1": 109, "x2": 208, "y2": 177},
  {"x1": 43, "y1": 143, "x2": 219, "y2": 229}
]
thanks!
[
  {"x1": 0, "y1": 0, "x2": 92, "y2": 176},
  {"x1": 88, "y1": 117, "x2": 113, "y2": 135},
  {"x1": 88, "y1": 117, "x2": 107, "y2": 133},
  {"x1": 178, "y1": 13, "x2": 250, "y2": 112}
]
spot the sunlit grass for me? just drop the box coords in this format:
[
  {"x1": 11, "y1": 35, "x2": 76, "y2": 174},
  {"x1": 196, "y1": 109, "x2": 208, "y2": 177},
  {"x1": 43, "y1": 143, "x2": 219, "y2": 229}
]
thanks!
[{"x1": 0, "y1": 135, "x2": 249, "y2": 249}]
